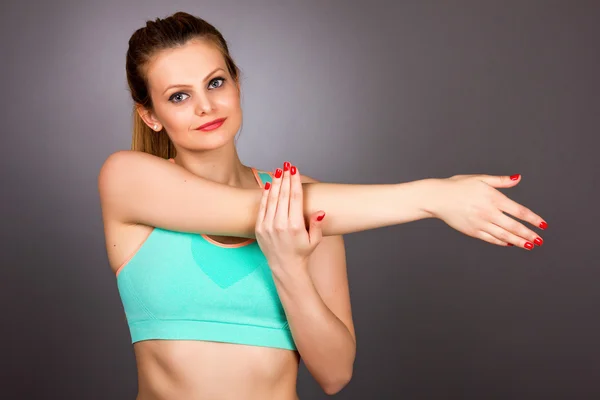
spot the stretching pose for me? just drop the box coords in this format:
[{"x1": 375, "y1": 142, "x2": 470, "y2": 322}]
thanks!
[{"x1": 98, "y1": 11, "x2": 547, "y2": 400}]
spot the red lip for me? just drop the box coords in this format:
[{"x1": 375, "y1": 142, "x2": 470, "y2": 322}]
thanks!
[{"x1": 195, "y1": 118, "x2": 226, "y2": 130}]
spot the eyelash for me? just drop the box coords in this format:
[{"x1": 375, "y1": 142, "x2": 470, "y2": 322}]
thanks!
[{"x1": 168, "y1": 77, "x2": 227, "y2": 104}]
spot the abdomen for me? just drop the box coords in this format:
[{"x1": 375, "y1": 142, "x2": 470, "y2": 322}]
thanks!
[{"x1": 133, "y1": 340, "x2": 300, "y2": 400}]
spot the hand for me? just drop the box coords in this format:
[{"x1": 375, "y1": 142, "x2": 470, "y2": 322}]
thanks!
[
  {"x1": 429, "y1": 174, "x2": 547, "y2": 250},
  {"x1": 255, "y1": 162, "x2": 326, "y2": 273}
]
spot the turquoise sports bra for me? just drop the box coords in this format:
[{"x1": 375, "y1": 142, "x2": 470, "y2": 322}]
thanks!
[{"x1": 115, "y1": 168, "x2": 296, "y2": 350}]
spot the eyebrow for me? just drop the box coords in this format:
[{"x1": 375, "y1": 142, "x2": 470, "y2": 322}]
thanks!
[{"x1": 162, "y1": 67, "x2": 226, "y2": 95}]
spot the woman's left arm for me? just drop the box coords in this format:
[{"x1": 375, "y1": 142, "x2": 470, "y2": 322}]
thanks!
[
  {"x1": 255, "y1": 166, "x2": 355, "y2": 395},
  {"x1": 275, "y1": 233, "x2": 356, "y2": 396}
]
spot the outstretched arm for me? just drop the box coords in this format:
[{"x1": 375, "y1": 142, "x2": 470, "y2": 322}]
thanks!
[
  {"x1": 98, "y1": 150, "x2": 547, "y2": 249},
  {"x1": 98, "y1": 150, "x2": 437, "y2": 238}
]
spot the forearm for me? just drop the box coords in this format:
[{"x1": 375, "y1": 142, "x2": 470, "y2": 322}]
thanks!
[
  {"x1": 271, "y1": 266, "x2": 355, "y2": 395},
  {"x1": 234, "y1": 178, "x2": 440, "y2": 238},
  {"x1": 302, "y1": 178, "x2": 439, "y2": 237},
  {"x1": 229, "y1": 179, "x2": 439, "y2": 239}
]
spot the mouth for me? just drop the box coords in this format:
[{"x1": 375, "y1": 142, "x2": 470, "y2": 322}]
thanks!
[{"x1": 195, "y1": 118, "x2": 227, "y2": 131}]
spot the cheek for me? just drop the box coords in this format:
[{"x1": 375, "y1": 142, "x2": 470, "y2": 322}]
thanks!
[
  {"x1": 164, "y1": 105, "x2": 195, "y2": 130},
  {"x1": 217, "y1": 88, "x2": 241, "y2": 110}
]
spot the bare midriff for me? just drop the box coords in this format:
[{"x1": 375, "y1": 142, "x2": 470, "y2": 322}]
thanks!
[{"x1": 133, "y1": 340, "x2": 301, "y2": 400}]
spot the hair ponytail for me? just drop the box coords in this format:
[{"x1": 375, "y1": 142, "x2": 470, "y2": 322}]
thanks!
[{"x1": 131, "y1": 106, "x2": 176, "y2": 159}]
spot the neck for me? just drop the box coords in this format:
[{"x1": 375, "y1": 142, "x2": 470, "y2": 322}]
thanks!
[{"x1": 172, "y1": 142, "x2": 257, "y2": 189}]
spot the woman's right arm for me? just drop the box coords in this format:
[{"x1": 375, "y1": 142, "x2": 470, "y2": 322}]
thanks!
[{"x1": 98, "y1": 150, "x2": 440, "y2": 238}]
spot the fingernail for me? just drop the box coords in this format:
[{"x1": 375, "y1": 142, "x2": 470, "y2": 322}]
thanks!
[
  {"x1": 524, "y1": 242, "x2": 534, "y2": 250},
  {"x1": 510, "y1": 174, "x2": 520, "y2": 181},
  {"x1": 264, "y1": 182, "x2": 271, "y2": 190},
  {"x1": 507, "y1": 243, "x2": 514, "y2": 246},
  {"x1": 283, "y1": 162, "x2": 290, "y2": 171},
  {"x1": 274, "y1": 168, "x2": 282, "y2": 178},
  {"x1": 317, "y1": 212, "x2": 326, "y2": 221},
  {"x1": 539, "y1": 221, "x2": 548, "y2": 230},
  {"x1": 290, "y1": 165, "x2": 297, "y2": 175},
  {"x1": 534, "y1": 237, "x2": 543, "y2": 246}
]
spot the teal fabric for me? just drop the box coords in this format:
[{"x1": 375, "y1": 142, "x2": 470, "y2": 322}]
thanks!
[{"x1": 116, "y1": 171, "x2": 296, "y2": 350}]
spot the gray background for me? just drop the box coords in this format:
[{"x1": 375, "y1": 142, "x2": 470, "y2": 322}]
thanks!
[{"x1": 1, "y1": 0, "x2": 598, "y2": 399}]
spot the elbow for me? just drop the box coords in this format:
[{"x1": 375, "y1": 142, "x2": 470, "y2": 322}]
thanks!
[{"x1": 322, "y1": 367, "x2": 353, "y2": 396}]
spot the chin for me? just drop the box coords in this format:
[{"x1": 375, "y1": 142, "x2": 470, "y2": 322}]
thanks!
[{"x1": 187, "y1": 131, "x2": 238, "y2": 151}]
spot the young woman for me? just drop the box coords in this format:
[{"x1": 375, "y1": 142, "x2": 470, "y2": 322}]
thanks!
[{"x1": 98, "y1": 11, "x2": 547, "y2": 400}]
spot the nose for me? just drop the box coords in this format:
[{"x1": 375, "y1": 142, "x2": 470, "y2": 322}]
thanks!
[{"x1": 194, "y1": 92, "x2": 213, "y2": 115}]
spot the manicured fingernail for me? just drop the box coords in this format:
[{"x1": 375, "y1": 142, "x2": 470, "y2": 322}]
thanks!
[
  {"x1": 290, "y1": 165, "x2": 297, "y2": 175},
  {"x1": 539, "y1": 221, "x2": 548, "y2": 230},
  {"x1": 534, "y1": 237, "x2": 543, "y2": 246},
  {"x1": 524, "y1": 242, "x2": 534, "y2": 250},
  {"x1": 283, "y1": 162, "x2": 290, "y2": 171},
  {"x1": 507, "y1": 243, "x2": 514, "y2": 246},
  {"x1": 317, "y1": 212, "x2": 326, "y2": 221},
  {"x1": 264, "y1": 182, "x2": 271, "y2": 190},
  {"x1": 510, "y1": 174, "x2": 520, "y2": 180},
  {"x1": 274, "y1": 168, "x2": 282, "y2": 178}
]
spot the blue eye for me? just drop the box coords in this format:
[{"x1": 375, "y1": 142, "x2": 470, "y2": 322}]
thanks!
[
  {"x1": 209, "y1": 77, "x2": 226, "y2": 89},
  {"x1": 169, "y1": 92, "x2": 190, "y2": 103}
]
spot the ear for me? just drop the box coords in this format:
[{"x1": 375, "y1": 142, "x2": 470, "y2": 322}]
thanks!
[{"x1": 136, "y1": 104, "x2": 162, "y2": 132}]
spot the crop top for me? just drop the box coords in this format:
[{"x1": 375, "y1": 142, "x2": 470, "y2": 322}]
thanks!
[{"x1": 115, "y1": 167, "x2": 296, "y2": 350}]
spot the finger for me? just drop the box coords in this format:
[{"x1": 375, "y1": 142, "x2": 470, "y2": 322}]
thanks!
[
  {"x1": 255, "y1": 178, "x2": 272, "y2": 227},
  {"x1": 482, "y1": 221, "x2": 535, "y2": 250},
  {"x1": 288, "y1": 164, "x2": 305, "y2": 231},
  {"x1": 308, "y1": 211, "x2": 326, "y2": 246},
  {"x1": 274, "y1": 162, "x2": 292, "y2": 228},
  {"x1": 476, "y1": 174, "x2": 522, "y2": 188},
  {"x1": 491, "y1": 211, "x2": 544, "y2": 247},
  {"x1": 476, "y1": 230, "x2": 513, "y2": 247},
  {"x1": 496, "y1": 192, "x2": 549, "y2": 230},
  {"x1": 263, "y1": 167, "x2": 283, "y2": 227}
]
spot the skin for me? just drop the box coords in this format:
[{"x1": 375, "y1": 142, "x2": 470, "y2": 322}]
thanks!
[{"x1": 105, "y1": 39, "x2": 355, "y2": 399}]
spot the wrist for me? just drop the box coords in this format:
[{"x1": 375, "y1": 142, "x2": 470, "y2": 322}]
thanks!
[
  {"x1": 413, "y1": 178, "x2": 445, "y2": 220},
  {"x1": 270, "y1": 261, "x2": 312, "y2": 287}
]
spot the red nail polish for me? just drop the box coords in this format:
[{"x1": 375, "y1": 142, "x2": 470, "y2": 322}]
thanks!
[
  {"x1": 317, "y1": 213, "x2": 325, "y2": 221},
  {"x1": 283, "y1": 162, "x2": 290, "y2": 171},
  {"x1": 510, "y1": 174, "x2": 520, "y2": 180},
  {"x1": 539, "y1": 221, "x2": 548, "y2": 230},
  {"x1": 290, "y1": 166, "x2": 297, "y2": 175},
  {"x1": 524, "y1": 242, "x2": 534, "y2": 250},
  {"x1": 264, "y1": 182, "x2": 271, "y2": 190},
  {"x1": 507, "y1": 243, "x2": 514, "y2": 246},
  {"x1": 274, "y1": 168, "x2": 282, "y2": 178},
  {"x1": 534, "y1": 237, "x2": 543, "y2": 246}
]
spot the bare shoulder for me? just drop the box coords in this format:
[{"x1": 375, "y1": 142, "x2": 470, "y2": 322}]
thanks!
[
  {"x1": 98, "y1": 150, "x2": 165, "y2": 193},
  {"x1": 97, "y1": 151, "x2": 162, "y2": 273},
  {"x1": 99, "y1": 149, "x2": 146, "y2": 175},
  {"x1": 97, "y1": 150, "x2": 178, "y2": 221},
  {"x1": 99, "y1": 150, "x2": 138, "y2": 197}
]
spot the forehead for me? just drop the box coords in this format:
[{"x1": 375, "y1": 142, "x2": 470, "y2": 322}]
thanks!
[{"x1": 145, "y1": 39, "x2": 225, "y2": 90}]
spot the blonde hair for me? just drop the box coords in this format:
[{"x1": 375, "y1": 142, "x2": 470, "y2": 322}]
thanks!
[{"x1": 125, "y1": 11, "x2": 242, "y2": 157}]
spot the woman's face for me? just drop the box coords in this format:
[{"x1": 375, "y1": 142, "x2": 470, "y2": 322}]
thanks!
[{"x1": 139, "y1": 39, "x2": 242, "y2": 152}]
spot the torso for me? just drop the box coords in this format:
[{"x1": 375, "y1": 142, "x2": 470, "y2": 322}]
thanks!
[{"x1": 103, "y1": 165, "x2": 304, "y2": 400}]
